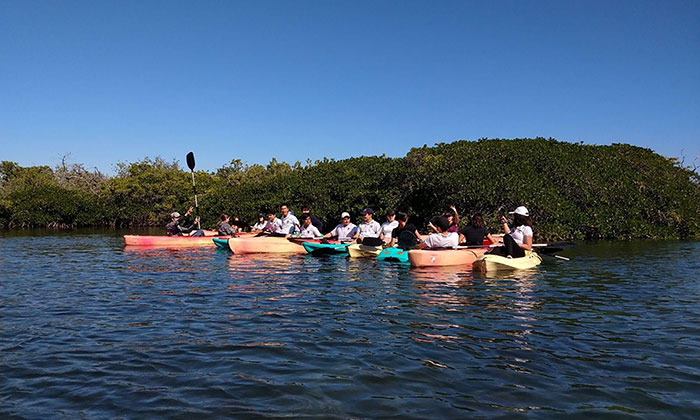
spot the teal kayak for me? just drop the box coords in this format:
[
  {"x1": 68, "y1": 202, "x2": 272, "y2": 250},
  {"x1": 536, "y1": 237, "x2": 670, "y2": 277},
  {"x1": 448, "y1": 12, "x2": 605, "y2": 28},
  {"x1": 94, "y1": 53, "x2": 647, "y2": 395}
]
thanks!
[
  {"x1": 377, "y1": 247, "x2": 409, "y2": 263},
  {"x1": 213, "y1": 237, "x2": 230, "y2": 250},
  {"x1": 302, "y1": 241, "x2": 351, "y2": 255}
]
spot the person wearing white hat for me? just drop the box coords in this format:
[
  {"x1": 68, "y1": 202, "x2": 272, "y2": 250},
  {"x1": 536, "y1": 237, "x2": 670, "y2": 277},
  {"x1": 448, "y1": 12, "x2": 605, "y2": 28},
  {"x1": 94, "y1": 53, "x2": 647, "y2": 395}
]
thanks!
[
  {"x1": 166, "y1": 206, "x2": 203, "y2": 236},
  {"x1": 323, "y1": 212, "x2": 358, "y2": 242},
  {"x1": 490, "y1": 206, "x2": 533, "y2": 258}
]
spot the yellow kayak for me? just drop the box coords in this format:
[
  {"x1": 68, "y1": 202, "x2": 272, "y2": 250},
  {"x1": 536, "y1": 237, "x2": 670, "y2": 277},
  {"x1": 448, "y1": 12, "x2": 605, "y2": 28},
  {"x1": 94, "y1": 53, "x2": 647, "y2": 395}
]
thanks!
[
  {"x1": 347, "y1": 243, "x2": 383, "y2": 258},
  {"x1": 473, "y1": 251, "x2": 542, "y2": 273}
]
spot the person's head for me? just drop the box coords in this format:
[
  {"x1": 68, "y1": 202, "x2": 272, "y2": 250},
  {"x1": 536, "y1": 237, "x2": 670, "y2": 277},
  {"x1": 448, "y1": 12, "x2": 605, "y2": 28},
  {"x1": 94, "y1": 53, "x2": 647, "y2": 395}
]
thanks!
[
  {"x1": 258, "y1": 213, "x2": 265, "y2": 222},
  {"x1": 361, "y1": 208, "x2": 374, "y2": 222},
  {"x1": 341, "y1": 212, "x2": 351, "y2": 226},
  {"x1": 396, "y1": 212, "x2": 408, "y2": 227},
  {"x1": 301, "y1": 213, "x2": 311, "y2": 227},
  {"x1": 171, "y1": 212, "x2": 181, "y2": 222},
  {"x1": 509, "y1": 206, "x2": 532, "y2": 227},
  {"x1": 470, "y1": 213, "x2": 484, "y2": 228},
  {"x1": 385, "y1": 209, "x2": 395, "y2": 222},
  {"x1": 220, "y1": 213, "x2": 229, "y2": 222},
  {"x1": 302, "y1": 205, "x2": 310, "y2": 214},
  {"x1": 444, "y1": 210, "x2": 454, "y2": 225},
  {"x1": 434, "y1": 216, "x2": 450, "y2": 233},
  {"x1": 280, "y1": 204, "x2": 289, "y2": 216},
  {"x1": 267, "y1": 210, "x2": 276, "y2": 221}
]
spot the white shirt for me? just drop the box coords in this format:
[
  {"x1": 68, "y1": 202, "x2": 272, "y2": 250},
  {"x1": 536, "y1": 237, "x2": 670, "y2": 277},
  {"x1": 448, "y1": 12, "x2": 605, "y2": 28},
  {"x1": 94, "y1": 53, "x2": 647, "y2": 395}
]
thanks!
[
  {"x1": 381, "y1": 220, "x2": 399, "y2": 240},
  {"x1": 299, "y1": 224, "x2": 322, "y2": 238},
  {"x1": 253, "y1": 221, "x2": 268, "y2": 231},
  {"x1": 357, "y1": 220, "x2": 382, "y2": 238},
  {"x1": 422, "y1": 232, "x2": 459, "y2": 249},
  {"x1": 276, "y1": 213, "x2": 300, "y2": 234},
  {"x1": 508, "y1": 225, "x2": 533, "y2": 244},
  {"x1": 329, "y1": 223, "x2": 358, "y2": 241}
]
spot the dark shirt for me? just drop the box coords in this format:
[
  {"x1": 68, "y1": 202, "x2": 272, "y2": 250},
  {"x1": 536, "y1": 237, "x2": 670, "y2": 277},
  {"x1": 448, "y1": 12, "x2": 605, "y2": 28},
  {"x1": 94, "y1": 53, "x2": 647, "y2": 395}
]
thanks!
[
  {"x1": 217, "y1": 222, "x2": 236, "y2": 236},
  {"x1": 460, "y1": 225, "x2": 488, "y2": 245},
  {"x1": 392, "y1": 223, "x2": 419, "y2": 250},
  {"x1": 166, "y1": 215, "x2": 195, "y2": 236}
]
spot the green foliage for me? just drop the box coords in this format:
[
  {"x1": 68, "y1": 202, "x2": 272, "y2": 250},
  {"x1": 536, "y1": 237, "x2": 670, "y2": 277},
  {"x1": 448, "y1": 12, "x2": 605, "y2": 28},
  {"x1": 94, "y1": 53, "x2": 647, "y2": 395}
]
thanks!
[{"x1": 1, "y1": 139, "x2": 699, "y2": 240}]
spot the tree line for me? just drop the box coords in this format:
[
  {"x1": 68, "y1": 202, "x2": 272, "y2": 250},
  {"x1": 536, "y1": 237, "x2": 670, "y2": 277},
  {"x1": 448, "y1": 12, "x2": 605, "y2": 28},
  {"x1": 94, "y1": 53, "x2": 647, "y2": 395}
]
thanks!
[{"x1": 2, "y1": 138, "x2": 699, "y2": 241}]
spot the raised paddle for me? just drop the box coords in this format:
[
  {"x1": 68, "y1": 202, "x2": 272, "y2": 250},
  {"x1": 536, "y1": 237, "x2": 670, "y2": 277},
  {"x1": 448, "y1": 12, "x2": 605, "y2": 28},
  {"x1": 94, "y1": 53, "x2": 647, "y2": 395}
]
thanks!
[{"x1": 186, "y1": 152, "x2": 201, "y2": 229}]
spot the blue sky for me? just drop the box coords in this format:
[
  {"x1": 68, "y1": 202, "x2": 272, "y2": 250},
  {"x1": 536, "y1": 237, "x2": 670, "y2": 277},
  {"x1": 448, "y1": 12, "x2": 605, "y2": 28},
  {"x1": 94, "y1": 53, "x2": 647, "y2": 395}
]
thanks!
[{"x1": 2, "y1": 0, "x2": 698, "y2": 174}]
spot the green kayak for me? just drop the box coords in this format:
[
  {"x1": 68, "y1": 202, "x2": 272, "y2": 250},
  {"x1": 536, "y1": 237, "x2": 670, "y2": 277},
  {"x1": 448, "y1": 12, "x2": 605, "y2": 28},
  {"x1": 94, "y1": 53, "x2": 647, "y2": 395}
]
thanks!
[
  {"x1": 302, "y1": 241, "x2": 351, "y2": 256},
  {"x1": 212, "y1": 237, "x2": 230, "y2": 250},
  {"x1": 377, "y1": 247, "x2": 409, "y2": 263}
]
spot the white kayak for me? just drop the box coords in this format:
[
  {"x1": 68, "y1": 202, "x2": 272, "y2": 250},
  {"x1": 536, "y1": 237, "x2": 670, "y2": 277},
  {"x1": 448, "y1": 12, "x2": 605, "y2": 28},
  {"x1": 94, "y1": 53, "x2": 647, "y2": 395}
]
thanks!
[{"x1": 472, "y1": 251, "x2": 542, "y2": 273}]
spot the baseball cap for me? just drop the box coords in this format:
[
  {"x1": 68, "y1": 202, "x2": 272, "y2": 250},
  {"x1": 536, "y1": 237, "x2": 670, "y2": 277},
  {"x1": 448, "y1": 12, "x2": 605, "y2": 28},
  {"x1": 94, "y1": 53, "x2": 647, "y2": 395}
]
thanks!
[
  {"x1": 360, "y1": 208, "x2": 374, "y2": 215},
  {"x1": 341, "y1": 212, "x2": 351, "y2": 219},
  {"x1": 171, "y1": 212, "x2": 181, "y2": 218},
  {"x1": 509, "y1": 206, "x2": 529, "y2": 217}
]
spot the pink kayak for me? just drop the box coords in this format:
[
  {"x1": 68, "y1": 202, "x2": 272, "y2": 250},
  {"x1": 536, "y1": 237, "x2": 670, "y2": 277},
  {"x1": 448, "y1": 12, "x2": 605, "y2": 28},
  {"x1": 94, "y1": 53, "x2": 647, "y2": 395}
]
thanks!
[
  {"x1": 228, "y1": 236, "x2": 307, "y2": 254},
  {"x1": 408, "y1": 247, "x2": 489, "y2": 268},
  {"x1": 124, "y1": 234, "x2": 230, "y2": 247}
]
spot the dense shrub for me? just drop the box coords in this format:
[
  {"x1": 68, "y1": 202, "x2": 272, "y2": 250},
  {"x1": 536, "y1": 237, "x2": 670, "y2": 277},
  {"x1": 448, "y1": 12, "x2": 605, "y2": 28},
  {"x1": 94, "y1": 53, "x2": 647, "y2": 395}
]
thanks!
[{"x1": 2, "y1": 138, "x2": 699, "y2": 240}]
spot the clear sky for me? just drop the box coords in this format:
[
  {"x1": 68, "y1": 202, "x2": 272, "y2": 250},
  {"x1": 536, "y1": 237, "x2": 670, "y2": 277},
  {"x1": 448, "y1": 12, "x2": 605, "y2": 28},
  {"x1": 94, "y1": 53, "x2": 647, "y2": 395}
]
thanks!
[{"x1": 2, "y1": 0, "x2": 698, "y2": 174}]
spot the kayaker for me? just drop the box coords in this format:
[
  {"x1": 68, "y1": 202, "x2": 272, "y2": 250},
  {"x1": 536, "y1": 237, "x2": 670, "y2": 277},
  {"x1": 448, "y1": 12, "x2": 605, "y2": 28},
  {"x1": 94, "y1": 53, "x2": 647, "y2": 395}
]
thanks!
[
  {"x1": 489, "y1": 206, "x2": 533, "y2": 258},
  {"x1": 259, "y1": 210, "x2": 281, "y2": 236},
  {"x1": 388, "y1": 212, "x2": 421, "y2": 250},
  {"x1": 299, "y1": 214, "x2": 323, "y2": 238},
  {"x1": 252, "y1": 213, "x2": 273, "y2": 233},
  {"x1": 217, "y1": 214, "x2": 236, "y2": 236},
  {"x1": 416, "y1": 216, "x2": 458, "y2": 249},
  {"x1": 301, "y1": 204, "x2": 323, "y2": 232},
  {"x1": 166, "y1": 206, "x2": 204, "y2": 237},
  {"x1": 459, "y1": 213, "x2": 498, "y2": 246},
  {"x1": 323, "y1": 212, "x2": 358, "y2": 242},
  {"x1": 445, "y1": 205, "x2": 460, "y2": 233},
  {"x1": 353, "y1": 208, "x2": 383, "y2": 244},
  {"x1": 380, "y1": 210, "x2": 399, "y2": 244},
  {"x1": 275, "y1": 204, "x2": 300, "y2": 236}
]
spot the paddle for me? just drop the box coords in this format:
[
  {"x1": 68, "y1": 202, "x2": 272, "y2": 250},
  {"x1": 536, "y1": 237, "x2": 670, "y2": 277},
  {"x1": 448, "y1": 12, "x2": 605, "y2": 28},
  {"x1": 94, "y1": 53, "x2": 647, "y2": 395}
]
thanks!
[{"x1": 186, "y1": 152, "x2": 201, "y2": 229}]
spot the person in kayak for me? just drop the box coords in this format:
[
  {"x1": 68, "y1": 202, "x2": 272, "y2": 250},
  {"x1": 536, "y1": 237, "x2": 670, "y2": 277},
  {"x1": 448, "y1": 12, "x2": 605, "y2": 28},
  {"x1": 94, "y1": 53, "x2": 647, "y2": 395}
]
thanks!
[
  {"x1": 445, "y1": 205, "x2": 460, "y2": 233},
  {"x1": 299, "y1": 214, "x2": 323, "y2": 238},
  {"x1": 380, "y1": 210, "x2": 399, "y2": 244},
  {"x1": 417, "y1": 216, "x2": 458, "y2": 249},
  {"x1": 273, "y1": 204, "x2": 300, "y2": 237},
  {"x1": 353, "y1": 208, "x2": 383, "y2": 245},
  {"x1": 489, "y1": 206, "x2": 533, "y2": 258},
  {"x1": 166, "y1": 206, "x2": 204, "y2": 236},
  {"x1": 217, "y1": 214, "x2": 236, "y2": 236},
  {"x1": 301, "y1": 204, "x2": 323, "y2": 232},
  {"x1": 459, "y1": 213, "x2": 498, "y2": 245},
  {"x1": 387, "y1": 212, "x2": 421, "y2": 250},
  {"x1": 252, "y1": 213, "x2": 273, "y2": 233},
  {"x1": 323, "y1": 212, "x2": 358, "y2": 242}
]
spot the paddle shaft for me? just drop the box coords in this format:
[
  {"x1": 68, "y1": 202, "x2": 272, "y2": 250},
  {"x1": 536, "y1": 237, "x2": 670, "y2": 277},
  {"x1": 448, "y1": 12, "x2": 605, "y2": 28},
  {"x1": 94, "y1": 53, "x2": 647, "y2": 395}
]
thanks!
[{"x1": 186, "y1": 152, "x2": 201, "y2": 230}]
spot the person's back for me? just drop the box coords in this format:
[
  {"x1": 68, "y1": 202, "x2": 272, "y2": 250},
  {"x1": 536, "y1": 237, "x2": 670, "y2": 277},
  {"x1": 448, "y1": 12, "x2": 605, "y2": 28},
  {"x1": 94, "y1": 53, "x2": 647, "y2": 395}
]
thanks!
[
  {"x1": 461, "y1": 225, "x2": 488, "y2": 245},
  {"x1": 423, "y1": 232, "x2": 459, "y2": 249},
  {"x1": 395, "y1": 223, "x2": 419, "y2": 250}
]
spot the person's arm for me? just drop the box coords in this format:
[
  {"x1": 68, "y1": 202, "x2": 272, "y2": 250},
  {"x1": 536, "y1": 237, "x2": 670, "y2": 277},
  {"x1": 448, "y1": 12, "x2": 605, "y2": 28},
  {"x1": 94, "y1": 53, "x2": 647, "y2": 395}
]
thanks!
[
  {"x1": 459, "y1": 233, "x2": 466, "y2": 244},
  {"x1": 500, "y1": 215, "x2": 511, "y2": 234},
  {"x1": 520, "y1": 233, "x2": 533, "y2": 250},
  {"x1": 312, "y1": 226, "x2": 322, "y2": 238},
  {"x1": 450, "y1": 205, "x2": 459, "y2": 226},
  {"x1": 486, "y1": 233, "x2": 497, "y2": 244}
]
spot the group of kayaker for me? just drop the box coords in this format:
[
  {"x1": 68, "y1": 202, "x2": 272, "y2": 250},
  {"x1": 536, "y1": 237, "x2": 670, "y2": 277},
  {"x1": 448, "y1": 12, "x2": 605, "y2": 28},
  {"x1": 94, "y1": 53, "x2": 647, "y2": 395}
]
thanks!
[{"x1": 168, "y1": 203, "x2": 534, "y2": 258}]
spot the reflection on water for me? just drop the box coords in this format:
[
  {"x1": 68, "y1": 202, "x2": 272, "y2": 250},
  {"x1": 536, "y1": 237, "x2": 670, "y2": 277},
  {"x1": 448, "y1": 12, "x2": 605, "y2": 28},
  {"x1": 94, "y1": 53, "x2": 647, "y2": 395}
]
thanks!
[{"x1": 1, "y1": 233, "x2": 699, "y2": 419}]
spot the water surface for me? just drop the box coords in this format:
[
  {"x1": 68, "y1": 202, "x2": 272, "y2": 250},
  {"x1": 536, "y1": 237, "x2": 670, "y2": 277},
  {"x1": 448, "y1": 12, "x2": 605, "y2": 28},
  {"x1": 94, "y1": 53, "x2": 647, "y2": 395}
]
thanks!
[{"x1": 1, "y1": 231, "x2": 699, "y2": 418}]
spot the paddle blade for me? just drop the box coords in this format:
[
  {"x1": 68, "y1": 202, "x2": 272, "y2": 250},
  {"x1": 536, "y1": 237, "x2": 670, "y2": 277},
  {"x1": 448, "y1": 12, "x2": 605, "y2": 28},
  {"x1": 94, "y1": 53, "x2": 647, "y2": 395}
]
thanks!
[{"x1": 186, "y1": 152, "x2": 196, "y2": 171}]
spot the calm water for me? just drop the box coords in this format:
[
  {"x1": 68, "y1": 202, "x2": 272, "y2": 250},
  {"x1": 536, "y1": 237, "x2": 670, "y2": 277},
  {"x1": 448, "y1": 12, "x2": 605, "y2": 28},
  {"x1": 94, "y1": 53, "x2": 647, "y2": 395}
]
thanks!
[{"x1": 1, "y1": 230, "x2": 699, "y2": 419}]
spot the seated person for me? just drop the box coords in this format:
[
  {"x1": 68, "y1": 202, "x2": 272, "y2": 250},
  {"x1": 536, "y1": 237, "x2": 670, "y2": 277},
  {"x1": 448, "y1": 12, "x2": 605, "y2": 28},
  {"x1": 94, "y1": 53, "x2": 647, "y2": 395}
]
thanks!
[
  {"x1": 417, "y1": 216, "x2": 458, "y2": 249},
  {"x1": 388, "y1": 212, "x2": 421, "y2": 250},
  {"x1": 166, "y1": 206, "x2": 204, "y2": 237},
  {"x1": 459, "y1": 213, "x2": 498, "y2": 245},
  {"x1": 217, "y1": 214, "x2": 236, "y2": 236},
  {"x1": 299, "y1": 214, "x2": 323, "y2": 238},
  {"x1": 353, "y1": 208, "x2": 383, "y2": 245},
  {"x1": 323, "y1": 212, "x2": 358, "y2": 242}
]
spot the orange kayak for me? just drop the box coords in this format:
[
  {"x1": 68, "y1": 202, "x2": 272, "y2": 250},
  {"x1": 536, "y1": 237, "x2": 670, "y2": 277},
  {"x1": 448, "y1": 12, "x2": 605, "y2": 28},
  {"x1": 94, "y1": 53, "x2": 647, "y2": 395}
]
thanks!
[
  {"x1": 408, "y1": 247, "x2": 489, "y2": 268},
  {"x1": 228, "y1": 236, "x2": 306, "y2": 254},
  {"x1": 124, "y1": 234, "x2": 230, "y2": 247}
]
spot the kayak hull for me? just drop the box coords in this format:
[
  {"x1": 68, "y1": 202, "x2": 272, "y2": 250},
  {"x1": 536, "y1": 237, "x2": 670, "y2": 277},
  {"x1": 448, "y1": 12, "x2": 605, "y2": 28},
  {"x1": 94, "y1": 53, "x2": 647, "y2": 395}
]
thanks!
[
  {"x1": 347, "y1": 244, "x2": 382, "y2": 258},
  {"x1": 473, "y1": 252, "x2": 542, "y2": 272},
  {"x1": 124, "y1": 234, "x2": 229, "y2": 247},
  {"x1": 213, "y1": 237, "x2": 230, "y2": 250},
  {"x1": 377, "y1": 247, "x2": 409, "y2": 263},
  {"x1": 228, "y1": 236, "x2": 306, "y2": 254},
  {"x1": 302, "y1": 242, "x2": 350, "y2": 255},
  {"x1": 408, "y1": 247, "x2": 488, "y2": 268}
]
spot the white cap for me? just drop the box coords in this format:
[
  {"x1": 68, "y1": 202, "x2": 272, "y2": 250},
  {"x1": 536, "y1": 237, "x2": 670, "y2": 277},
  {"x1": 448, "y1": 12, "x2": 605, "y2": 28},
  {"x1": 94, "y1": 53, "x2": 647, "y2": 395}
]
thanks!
[
  {"x1": 509, "y1": 206, "x2": 529, "y2": 216},
  {"x1": 341, "y1": 212, "x2": 350, "y2": 219}
]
